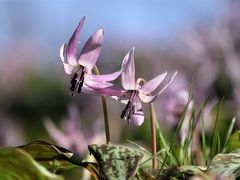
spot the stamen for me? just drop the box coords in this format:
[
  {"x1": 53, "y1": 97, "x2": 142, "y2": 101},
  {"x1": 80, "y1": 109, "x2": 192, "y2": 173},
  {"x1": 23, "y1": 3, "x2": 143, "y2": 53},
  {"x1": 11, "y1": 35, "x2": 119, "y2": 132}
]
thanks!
[
  {"x1": 71, "y1": 73, "x2": 77, "y2": 84},
  {"x1": 127, "y1": 106, "x2": 135, "y2": 123},
  {"x1": 132, "y1": 106, "x2": 135, "y2": 112},
  {"x1": 120, "y1": 91, "x2": 138, "y2": 122},
  {"x1": 70, "y1": 83, "x2": 76, "y2": 92},
  {"x1": 120, "y1": 101, "x2": 130, "y2": 119},
  {"x1": 77, "y1": 71, "x2": 85, "y2": 93},
  {"x1": 120, "y1": 109, "x2": 127, "y2": 119},
  {"x1": 70, "y1": 73, "x2": 78, "y2": 96},
  {"x1": 127, "y1": 112, "x2": 131, "y2": 123},
  {"x1": 77, "y1": 80, "x2": 84, "y2": 93},
  {"x1": 69, "y1": 67, "x2": 85, "y2": 95}
]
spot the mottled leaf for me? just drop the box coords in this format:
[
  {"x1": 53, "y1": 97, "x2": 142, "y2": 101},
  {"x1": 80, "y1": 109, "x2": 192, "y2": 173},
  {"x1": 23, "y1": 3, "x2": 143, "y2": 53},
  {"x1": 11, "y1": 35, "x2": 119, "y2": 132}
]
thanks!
[
  {"x1": 178, "y1": 166, "x2": 208, "y2": 178},
  {"x1": 88, "y1": 144, "x2": 144, "y2": 179},
  {"x1": 0, "y1": 147, "x2": 63, "y2": 180},
  {"x1": 226, "y1": 131, "x2": 240, "y2": 153},
  {"x1": 139, "y1": 168, "x2": 160, "y2": 179},
  {"x1": 139, "y1": 166, "x2": 208, "y2": 179},
  {"x1": 208, "y1": 149, "x2": 240, "y2": 177}
]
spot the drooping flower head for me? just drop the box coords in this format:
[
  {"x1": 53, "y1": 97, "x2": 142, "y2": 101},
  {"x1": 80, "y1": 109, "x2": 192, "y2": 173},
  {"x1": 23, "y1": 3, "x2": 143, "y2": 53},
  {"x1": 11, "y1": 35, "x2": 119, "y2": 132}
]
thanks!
[
  {"x1": 60, "y1": 17, "x2": 122, "y2": 96},
  {"x1": 119, "y1": 47, "x2": 177, "y2": 126}
]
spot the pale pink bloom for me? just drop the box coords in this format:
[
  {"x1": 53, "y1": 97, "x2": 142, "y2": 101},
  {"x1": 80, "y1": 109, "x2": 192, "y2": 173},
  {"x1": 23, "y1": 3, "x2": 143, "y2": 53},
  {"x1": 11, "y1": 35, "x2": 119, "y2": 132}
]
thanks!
[
  {"x1": 43, "y1": 105, "x2": 104, "y2": 155},
  {"x1": 60, "y1": 17, "x2": 122, "y2": 96},
  {"x1": 111, "y1": 48, "x2": 177, "y2": 126}
]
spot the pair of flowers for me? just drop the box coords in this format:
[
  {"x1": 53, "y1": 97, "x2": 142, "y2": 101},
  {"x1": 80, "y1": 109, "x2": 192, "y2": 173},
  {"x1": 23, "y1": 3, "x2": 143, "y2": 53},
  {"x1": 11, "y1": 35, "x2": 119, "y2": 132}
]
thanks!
[{"x1": 60, "y1": 17, "x2": 177, "y2": 126}]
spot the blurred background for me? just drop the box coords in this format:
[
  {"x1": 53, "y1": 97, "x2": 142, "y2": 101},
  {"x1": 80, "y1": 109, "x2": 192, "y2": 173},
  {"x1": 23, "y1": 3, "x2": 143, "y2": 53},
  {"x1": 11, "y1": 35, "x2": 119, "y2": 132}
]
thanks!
[{"x1": 0, "y1": 0, "x2": 239, "y2": 165}]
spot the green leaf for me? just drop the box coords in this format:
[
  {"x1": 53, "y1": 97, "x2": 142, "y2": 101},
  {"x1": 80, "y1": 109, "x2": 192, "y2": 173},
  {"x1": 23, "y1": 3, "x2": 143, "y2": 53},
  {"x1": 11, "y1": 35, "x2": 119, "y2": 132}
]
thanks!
[
  {"x1": 19, "y1": 141, "x2": 81, "y2": 174},
  {"x1": 19, "y1": 141, "x2": 102, "y2": 179},
  {"x1": 211, "y1": 98, "x2": 224, "y2": 158},
  {"x1": 0, "y1": 147, "x2": 63, "y2": 180},
  {"x1": 226, "y1": 131, "x2": 240, "y2": 153},
  {"x1": 222, "y1": 117, "x2": 236, "y2": 153},
  {"x1": 88, "y1": 144, "x2": 144, "y2": 179},
  {"x1": 208, "y1": 149, "x2": 240, "y2": 177}
]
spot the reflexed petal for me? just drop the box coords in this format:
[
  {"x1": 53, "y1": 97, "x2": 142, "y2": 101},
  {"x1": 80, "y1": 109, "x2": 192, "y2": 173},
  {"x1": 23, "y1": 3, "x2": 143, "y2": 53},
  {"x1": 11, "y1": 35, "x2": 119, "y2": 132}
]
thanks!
[
  {"x1": 83, "y1": 80, "x2": 113, "y2": 94},
  {"x1": 43, "y1": 119, "x2": 71, "y2": 148},
  {"x1": 82, "y1": 81, "x2": 122, "y2": 96},
  {"x1": 61, "y1": 43, "x2": 79, "y2": 74},
  {"x1": 81, "y1": 84, "x2": 99, "y2": 95},
  {"x1": 85, "y1": 78, "x2": 122, "y2": 96},
  {"x1": 139, "y1": 71, "x2": 167, "y2": 94},
  {"x1": 66, "y1": 55, "x2": 78, "y2": 67},
  {"x1": 92, "y1": 87, "x2": 123, "y2": 96},
  {"x1": 139, "y1": 72, "x2": 177, "y2": 103},
  {"x1": 79, "y1": 28, "x2": 104, "y2": 70},
  {"x1": 86, "y1": 68, "x2": 123, "y2": 82},
  {"x1": 60, "y1": 43, "x2": 67, "y2": 63},
  {"x1": 66, "y1": 17, "x2": 85, "y2": 66},
  {"x1": 63, "y1": 62, "x2": 79, "y2": 75},
  {"x1": 131, "y1": 100, "x2": 144, "y2": 126},
  {"x1": 139, "y1": 93, "x2": 155, "y2": 104},
  {"x1": 121, "y1": 47, "x2": 136, "y2": 90},
  {"x1": 85, "y1": 79, "x2": 113, "y2": 89}
]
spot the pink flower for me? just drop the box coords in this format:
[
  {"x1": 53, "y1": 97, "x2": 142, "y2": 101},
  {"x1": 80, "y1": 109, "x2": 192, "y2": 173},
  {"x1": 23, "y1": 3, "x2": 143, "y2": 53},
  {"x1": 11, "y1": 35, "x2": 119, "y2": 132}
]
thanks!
[
  {"x1": 43, "y1": 105, "x2": 104, "y2": 155},
  {"x1": 118, "y1": 48, "x2": 177, "y2": 126},
  {"x1": 60, "y1": 17, "x2": 122, "y2": 96}
]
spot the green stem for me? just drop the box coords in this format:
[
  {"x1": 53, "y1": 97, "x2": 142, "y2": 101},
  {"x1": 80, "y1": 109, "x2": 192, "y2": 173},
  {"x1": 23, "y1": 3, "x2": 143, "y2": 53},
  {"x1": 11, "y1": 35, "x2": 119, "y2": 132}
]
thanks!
[
  {"x1": 138, "y1": 77, "x2": 157, "y2": 169},
  {"x1": 94, "y1": 66, "x2": 110, "y2": 144},
  {"x1": 149, "y1": 103, "x2": 157, "y2": 169}
]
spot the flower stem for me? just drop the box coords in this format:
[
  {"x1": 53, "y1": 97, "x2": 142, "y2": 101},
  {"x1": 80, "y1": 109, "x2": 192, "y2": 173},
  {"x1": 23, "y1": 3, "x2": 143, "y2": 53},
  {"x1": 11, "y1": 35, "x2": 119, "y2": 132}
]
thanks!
[
  {"x1": 137, "y1": 78, "x2": 157, "y2": 169},
  {"x1": 149, "y1": 102, "x2": 157, "y2": 169},
  {"x1": 94, "y1": 66, "x2": 110, "y2": 144}
]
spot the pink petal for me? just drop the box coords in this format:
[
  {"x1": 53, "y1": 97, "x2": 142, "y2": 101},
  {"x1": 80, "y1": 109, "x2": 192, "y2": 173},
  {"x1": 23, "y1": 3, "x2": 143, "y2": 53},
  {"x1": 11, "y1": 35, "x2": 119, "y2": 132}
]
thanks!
[
  {"x1": 60, "y1": 43, "x2": 67, "y2": 63},
  {"x1": 65, "y1": 105, "x2": 81, "y2": 134},
  {"x1": 131, "y1": 100, "x2": 144, "y2": 126},
  {"x1": 79, "y1": 28, "x2": 104, "y2": 70},
  {"x1": 85, "y1": 79, "x2": 113, "y2": 89},
  {"x1": 93, "y1": 87, "x2": 123, "y2": 96},
  {"x1": 66, "y1": 17, "x2": 85, "y2": 66},
  {"x1": 85, "y1": 79, "x2": 123, "y2": 96},
  {"x1": 63, "y1": 63, "x2": 79, "y2": 75},
  {"x1": 82, "y1": 82, "x2": 122, "y2": 96},
  {"x1": 86, "y1": 69, "x2": 122, "y2": 82},
  {"x1": 60, "y1": 43, "x2": 79, "y2": 74},
  {"x1": 81, "y1": 86, "x2": 113, "y2": 96},
  {"x1": 139, "y1": 71, "x2": 167, "y2": 94},
  {"x1": 139, "y1": 93, "x2": 155, "y2": 104},
  {"x1": 131, "y1": 111, "x2": 144, "y2": 126},
  {"x1": 43, "y1": 119, "x2": 70, "y2": 148},
  {"x1": 121, "y1": 47, "x2": 136, "y2": 90},
  {"x1": 81, "y1": 84, "x2": 99, "y2": 95},
  {"x1": 139, "y1": 72, "x2": 177, "y2": 103}
]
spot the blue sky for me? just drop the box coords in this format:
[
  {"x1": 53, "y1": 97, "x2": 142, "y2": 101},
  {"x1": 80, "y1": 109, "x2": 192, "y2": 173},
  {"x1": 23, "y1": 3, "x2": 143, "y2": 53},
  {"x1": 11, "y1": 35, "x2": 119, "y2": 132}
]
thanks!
[
  {"x1": 0, "y1": 0, "x2": 227, "y2": 69},
  {"x1": 0, "y1": 0, "x2": 223, "y2": 45}
]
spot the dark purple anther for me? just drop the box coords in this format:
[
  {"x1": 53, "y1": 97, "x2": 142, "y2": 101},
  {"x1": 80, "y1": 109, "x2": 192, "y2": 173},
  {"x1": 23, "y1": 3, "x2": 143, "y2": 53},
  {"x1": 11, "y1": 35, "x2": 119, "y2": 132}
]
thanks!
[{"x1": 120, "y1": 101, "x2": 131, "y2": 119}]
